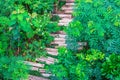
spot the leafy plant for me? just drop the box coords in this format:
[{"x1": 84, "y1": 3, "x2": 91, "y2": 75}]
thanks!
[
  {"x1": 66, "y1": 0, "x2": 120, "y2": 54},
  {"x1": 101, "y1": 54, "x2": 120, "y2": 80},
  {"x1": 47, "y1": 47, "x2": 106, "y2": 80},
  {"x1": 0, "y1": 0, "x2": 67, "y2": 79},
  {"x1": 0, "y1": 0, "x2": 62, "y2": 60},
  {"x1": 0, "y1": 56, "x2": 30, "y2": 80}
]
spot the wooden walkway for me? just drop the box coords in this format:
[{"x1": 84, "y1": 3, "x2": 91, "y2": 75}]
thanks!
[{"x1": 27, "y1": 0, "x2": 75, "y2": 79}]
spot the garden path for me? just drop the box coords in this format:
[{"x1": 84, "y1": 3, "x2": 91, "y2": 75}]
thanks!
[{"x1": 28, "y1": 0, "x2": 74, "y2": 80}]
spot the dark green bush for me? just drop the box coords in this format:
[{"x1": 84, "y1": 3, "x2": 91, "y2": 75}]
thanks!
[
  {"x1": 63, "y1": 0, "x2": 120, "y2": 80},
  {"x1": 101, "y1": 54, "x2": 120, "y2": 80},
  {"x1": 47, "y1": 47, "x2": 106, "y2": 80},
  {"x1": 0, "y1": 0, "x2": 61, "y2": 60},
  {"x1": 0, "y1": 0, "x2": 65, "y2": 79},
  {"x1": 0, "y1": 56, "x2": 30, "y2": 80},
  {"x1": 66, "y1": 0, "x2": 120, "y2": 54}
]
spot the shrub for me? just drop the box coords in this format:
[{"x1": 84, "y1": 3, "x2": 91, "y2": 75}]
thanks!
[
  {"x1": 0, "y1": 0, "x2": 61, "y2": 60},
  {"x1": 66, "y1": 0, "x2": 120, "y2": 54},
  {"x1": 101, "y1": 54, "x2": 120, "y2": 80},
  {"x1": 47, "y1": 47, "x2": 105, "y2": 80},
  {"x1": 0, "y1": 56, "x2": 30, "y2": 80}
]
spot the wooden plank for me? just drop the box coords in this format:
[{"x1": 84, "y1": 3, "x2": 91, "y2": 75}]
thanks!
[
  {"x1": 78, "y1": 42, "x2": 87, "y2": 46},
  {"x1": 57, "y1": 14, "x2": 72, "y2": 18},
  {"x1": 62, "y1": 6, "x2": 73, "y2": 10},
  {"x1": 59, "y1": 18, "x2": 72, "y2": 23},
  {"x1": 65, "y1": 10, "x2": 73, "y2": 13},
  {"x1": 46, "y1": 48, "x2": 58, "y2": 52},
  {"x1": 53, "y1": 31, "x2": 66, "y2": 35},
  {"x1": 24, "y1": 61, "x2": 44, "y2": 68},
  {"x1": 29, "y1": 75, "x2": 49, "y2": 80},
  {"x1": 60, "y1": 0, "x2": 74, "y2": 3},
  {"x1": 36, "y1": 57, "x2": 57, "y2": 63},
  {"x1": 47, "y1": 51, "x2": 58, "y2": 56},
  {"x1": 51, "y1": 41, "x2": 65, "y2": 44},
  {"x1": 51, "y1": 34, "x2": 66, "y2": 38},
  {"x1": 58, "y1": 23, "x2": 69, "y2": 26},
  {"x1": 58, "y1": 43, "x2": 67, "y2": 47},
  {"x1": 41, "y1": 73, "x2": 51, "y2": 77},
  {"x1": 54, "y1": 38, "x2": 66, "y2": 41},
  {"x1": 31, "y1": 67, "x2": 46, "y2": 73},
  {"x1": 66, "y1": 3, "x2": 74, "y2": 6},
  {"x1": 66, "y1": 0, "x2": 74, "y2": 3}
]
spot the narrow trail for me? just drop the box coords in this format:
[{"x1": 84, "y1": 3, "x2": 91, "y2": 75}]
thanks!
[{"x1": 28, "y1": 0, "x2": 74, "y2": 80}]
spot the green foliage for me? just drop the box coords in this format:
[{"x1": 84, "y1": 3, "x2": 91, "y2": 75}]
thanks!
[
  {"x1": 0, "y1": 0, "x2": 62, "y2": 59},
  {"x1": 101, "y1": 54, "x2": 120, "y2": 80},
  {"x1": 77, "y1": 49, "x2": 105, "y2": 80},
  {"x1": 57, "y1": 1, "x2": 66, "y2": 10},
  {"x1": 47, "y1": 47, "x2": 106, "y2": 80},
  {"x1": 66, "y1": 0, "x2": 120, "y2": 54},
  {"x1": 0, "y1": 56, "x2": 30, "y2": 80},
  {"x1": 64, "y1": 0, "x2": 120, "y2": 80},
  {"x1": 0, "y1": 0, "x2": 65, "y2": 79}
]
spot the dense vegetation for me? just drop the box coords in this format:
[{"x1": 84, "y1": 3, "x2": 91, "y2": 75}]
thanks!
[
  {"x1": 0, "y1": 0, "x2": 60, "y2": 59},
  {"x1": 0, "y1": 0, "x2": 65, "y2": 79},
  {"x1": 0, "y1": 0, "x2": 120, "y2": 80},
  {"x1": 48, "y1": 0, "x2": 120, "y2": 80},
  {"x1": 67, "y1": 0, "x2": 120, "y2": 54}
]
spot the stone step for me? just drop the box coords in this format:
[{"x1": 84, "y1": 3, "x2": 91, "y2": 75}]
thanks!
[{"x1": 24, "y1": 61, "x2": 45, "y2": 68}]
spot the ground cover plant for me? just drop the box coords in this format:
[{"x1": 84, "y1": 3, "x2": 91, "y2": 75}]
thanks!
[{"x1": 48, "y1": 0, "x2": 120, "y2": 80}]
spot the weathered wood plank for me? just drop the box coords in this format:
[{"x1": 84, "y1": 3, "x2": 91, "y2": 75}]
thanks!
[
  {"x1": 24, "y1": 61, "x2": 44, "y2": 68},
  {"x1": 29, "y1": 75, "x2": 49, "y2": 80}
]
